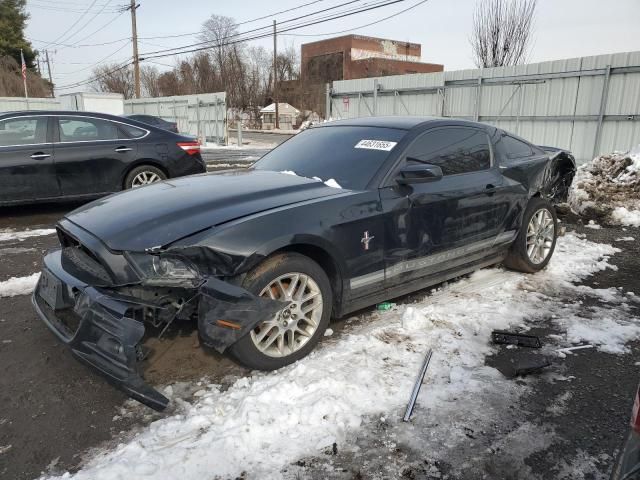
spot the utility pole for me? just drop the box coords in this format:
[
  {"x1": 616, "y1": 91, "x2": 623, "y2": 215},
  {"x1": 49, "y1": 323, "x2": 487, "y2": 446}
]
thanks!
[
  {"x1": 128, "y1": 0, "x2": 141, "y2": 98},
  {"x1": 273, "y1": 20, "x2": 279, "y2": 130},
  {"x1": 44, "y1": 50, "x2": 54, "y2": 97}
]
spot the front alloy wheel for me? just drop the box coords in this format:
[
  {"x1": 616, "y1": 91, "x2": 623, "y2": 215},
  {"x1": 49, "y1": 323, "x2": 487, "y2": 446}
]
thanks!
[
  {"x1": 227, "y1": 252, "x2": 332, "y2": 371},
  {"x1": 251, "y1": 273, "x2": 323, "y2": 357}
]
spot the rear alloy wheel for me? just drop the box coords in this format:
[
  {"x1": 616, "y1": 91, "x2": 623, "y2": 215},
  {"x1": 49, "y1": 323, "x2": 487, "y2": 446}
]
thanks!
[
  {"x1": 228, "y1": 253, "x2": 332, "y2": 370},
  {"x1": 504, "y1": 197, "x2": 558, "y2": 273},
  {"x1": 124, "y1": 165, "x2": 167, "y2": 189}
]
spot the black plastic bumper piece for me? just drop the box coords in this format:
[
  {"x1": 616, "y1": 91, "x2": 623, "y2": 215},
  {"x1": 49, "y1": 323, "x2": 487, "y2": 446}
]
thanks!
[{"x1": 32, "y1": 249, "x2": 169, "y2": 411}]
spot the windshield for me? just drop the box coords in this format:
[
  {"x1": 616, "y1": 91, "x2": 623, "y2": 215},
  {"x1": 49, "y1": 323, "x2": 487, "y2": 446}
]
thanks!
[{"x1": 254, "y1": 125, "x2": 406, "y2": 190}]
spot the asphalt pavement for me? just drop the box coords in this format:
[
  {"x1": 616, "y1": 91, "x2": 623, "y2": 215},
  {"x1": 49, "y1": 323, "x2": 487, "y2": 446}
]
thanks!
[{"x1": 0, "y1": 203, "x2": 638, "y2": 479}]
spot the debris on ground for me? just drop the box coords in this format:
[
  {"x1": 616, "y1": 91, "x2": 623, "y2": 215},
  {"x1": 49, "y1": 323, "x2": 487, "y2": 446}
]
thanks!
[
  {"x1": 403, "y1": 349, "x2": 433, "y2": 422},
  {"x1": 569, "y1": 148, "x2": 640, "y2": 226},
  {"x1": 492, "y1": 330, "x2": 542, "y2": 348},
  {"x1": 556, "y1": 344, "x2": 594, "y2": 356},
  {"x1": 490, "y1": 352, "x2": 553, "y2": 378},
  {"x1": 377, "y1": 301, "x2": 396, "y2": 311}
]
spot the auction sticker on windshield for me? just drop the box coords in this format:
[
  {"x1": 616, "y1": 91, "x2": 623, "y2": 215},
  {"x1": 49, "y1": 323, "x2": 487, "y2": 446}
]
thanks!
[{"x1": 354, "y1": 139, "x2": 397, "y2": 151}]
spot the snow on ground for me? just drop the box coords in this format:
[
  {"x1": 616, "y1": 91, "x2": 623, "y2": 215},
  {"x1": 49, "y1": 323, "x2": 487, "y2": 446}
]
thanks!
[
  {"x1": 569, "y1": 148, "x2": 640, "y2": 226},
  {"x1": 0, "y1": 273, "x2": 40, "y2": 298},
  {"x1": 0, "y1": 228, "x2": 55, "y2": 243},
  {"x1": 42, "y1": 232, "x2": 636, "y2": 480}
]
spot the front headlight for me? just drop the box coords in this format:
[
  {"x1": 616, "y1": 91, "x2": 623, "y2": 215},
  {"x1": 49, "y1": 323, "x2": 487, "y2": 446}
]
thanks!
[{"x1": 126, "y1": 252, "x2": 202, "y2": 287}]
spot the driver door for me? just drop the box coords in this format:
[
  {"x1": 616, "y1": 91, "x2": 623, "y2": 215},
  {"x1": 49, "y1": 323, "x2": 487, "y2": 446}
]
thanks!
[{"x1": 381, "y1": 126, "x2": 511, "y2": 290}]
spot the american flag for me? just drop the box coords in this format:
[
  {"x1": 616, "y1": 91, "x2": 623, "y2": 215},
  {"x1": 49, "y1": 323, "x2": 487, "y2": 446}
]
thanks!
[{"x1": 20, "y1": 49, "x2": 26, "y2": 80}]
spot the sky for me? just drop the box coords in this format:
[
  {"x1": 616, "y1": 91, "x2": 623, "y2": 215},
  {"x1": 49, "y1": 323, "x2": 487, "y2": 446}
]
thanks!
[{"x1": 23, "y1": 0, "x2": 640, "y2": 94}]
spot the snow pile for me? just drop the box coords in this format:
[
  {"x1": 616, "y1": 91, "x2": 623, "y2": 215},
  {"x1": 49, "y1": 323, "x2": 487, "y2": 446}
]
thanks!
[
  {"x1": 0, "y1": 228, "x2": 55, "y2": 243},
  {"x1": 0, "y1": 273, "x2": 40, "y2": 298},
  {"x1": 279, "y1": 170, "x2": 342, "y2": 189},
  {"x1": 569, "y1": 149, "x2": 640, "y2": 226},
  {"x1": 42, "y1": 232, "x2": 634, "y2": 480}
]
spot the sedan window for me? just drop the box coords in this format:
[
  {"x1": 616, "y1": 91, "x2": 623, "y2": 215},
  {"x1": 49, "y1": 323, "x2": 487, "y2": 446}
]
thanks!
[
  {"x1": 0, "y1": 117, "x2": 48, "y2": 147},
  {"x1": 58, "y1": 117, "x2": 118, "y2": 142},
  {"x1": 404, "y1": 127, "x2": 491, "y2": 175}
]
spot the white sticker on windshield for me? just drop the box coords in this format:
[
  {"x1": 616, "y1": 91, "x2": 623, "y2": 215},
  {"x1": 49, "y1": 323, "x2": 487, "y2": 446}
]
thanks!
[{"x1": 354, "y1": 139, "x2": 397, "y2": 151}]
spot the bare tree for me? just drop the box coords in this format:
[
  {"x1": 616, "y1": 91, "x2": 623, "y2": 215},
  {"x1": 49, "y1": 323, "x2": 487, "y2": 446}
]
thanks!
[
  {"x1": 91, "y1": 63, "x2": 134, "y2": 98},
  {"x1": 140, "y1": 65, "x2": 161, "y2": 97},
  {"x1": 470, "y1": 0, "x2": 537, "y2": 68}
]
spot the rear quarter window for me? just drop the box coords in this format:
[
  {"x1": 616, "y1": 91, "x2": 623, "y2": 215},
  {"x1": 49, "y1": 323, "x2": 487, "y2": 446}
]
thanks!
[{"x1": 498, "y1": 134, "x2": 535, "y2": 159}]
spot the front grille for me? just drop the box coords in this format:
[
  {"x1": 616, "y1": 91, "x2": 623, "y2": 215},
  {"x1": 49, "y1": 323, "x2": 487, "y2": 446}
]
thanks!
[{"x1": 62, "y1": 247, "x2": 112, "y2": 283}]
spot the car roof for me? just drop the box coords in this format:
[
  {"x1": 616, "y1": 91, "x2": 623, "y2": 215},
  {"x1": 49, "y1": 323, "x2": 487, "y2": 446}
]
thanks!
[
  {"x1": 0, "y1": 110, "x2": 129, "y2": 121},
  {"x1": 316, "y1": 116, "x2": 494, "y2": 132}
]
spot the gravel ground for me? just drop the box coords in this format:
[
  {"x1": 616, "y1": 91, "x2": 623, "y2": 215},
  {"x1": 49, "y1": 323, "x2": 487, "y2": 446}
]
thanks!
[{"x1": 0, "y1": 202, "x2": 637, "y2": 480}]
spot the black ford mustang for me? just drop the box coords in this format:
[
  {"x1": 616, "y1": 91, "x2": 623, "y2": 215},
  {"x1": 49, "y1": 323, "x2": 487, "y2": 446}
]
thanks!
[{"x1": 32, "y1": 117, "x2": 576, "y2": 410}]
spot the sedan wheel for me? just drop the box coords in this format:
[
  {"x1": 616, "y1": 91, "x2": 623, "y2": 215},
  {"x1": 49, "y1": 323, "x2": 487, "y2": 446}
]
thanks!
[
  {"x1": 526, "y1": 208, "x2": 555, "y2": 264},
  {"x1": 124, "y1": 165, "x2": 167, "y2": 189},
  {"x1": 251, "y1": 273, "x2": 323, "y2": 358},
  {"x1": 132, "y1": 171, "x2": 162, "y2": 187}
]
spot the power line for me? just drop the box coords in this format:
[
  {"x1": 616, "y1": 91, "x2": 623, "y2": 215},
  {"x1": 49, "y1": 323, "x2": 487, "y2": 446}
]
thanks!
[
  {"x1": 281, "y1": 0, "x2": 429, "y2": 37},
  {"x1": 52, "y1": 40, "x2": 130, "y2": 76},
  {"x1": 141, "y1": 0, "x2": 406, "y2": 60},
  {"x1": 135, "y1": 0, "x2": 330, "y2": 41},
  {"x1": 56, "y1": 0, "x2": 412, "y2": 90},
  {"x1": 40, "y1": 0, "x2": 100, "y2": 49},
  {"x1": 140, "y1": 0, "x2": 377, "y2": 57},
  {"x1": 55, "y1": 60, "x2": 132, "y2": 90},
  {"x1": 58, "y1": 0, "x2": 117, "y2": 45}
]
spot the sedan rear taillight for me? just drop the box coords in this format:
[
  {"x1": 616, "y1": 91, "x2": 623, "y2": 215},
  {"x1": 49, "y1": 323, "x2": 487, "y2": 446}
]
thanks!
[
  {"x1": 631, "y1": 387, "x2": 640, "y2": 433},
  {"x1": 177, "y1": 142, "x2": 200, "y2": 156}
]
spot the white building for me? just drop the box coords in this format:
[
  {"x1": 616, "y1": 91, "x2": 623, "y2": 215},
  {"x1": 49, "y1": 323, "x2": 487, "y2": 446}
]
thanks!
[{"x1": 260, "y1": 102, "x2": 301, "y2": 130}]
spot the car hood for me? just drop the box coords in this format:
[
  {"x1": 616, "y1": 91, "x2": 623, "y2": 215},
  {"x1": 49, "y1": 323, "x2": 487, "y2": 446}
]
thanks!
[{"x1": 64, "y1": 170, "x2": 346, "y2": 251}]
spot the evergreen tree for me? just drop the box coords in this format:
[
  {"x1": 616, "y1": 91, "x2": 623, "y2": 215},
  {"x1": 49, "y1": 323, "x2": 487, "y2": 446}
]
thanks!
[{"x1": 0, "y1": 0, "x2": 36, "y2": 68}]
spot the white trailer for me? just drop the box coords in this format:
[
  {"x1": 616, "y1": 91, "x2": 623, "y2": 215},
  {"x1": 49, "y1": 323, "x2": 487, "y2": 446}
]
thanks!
[{"x1": 58, "y1": 92, "x2": 125, "y2": 115}]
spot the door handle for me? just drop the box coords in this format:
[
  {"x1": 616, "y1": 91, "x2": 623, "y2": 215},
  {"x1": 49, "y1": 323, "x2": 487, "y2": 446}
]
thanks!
[
  {"x1": 485, "y1": 184, "x2": 497, "y2": 195},
  {"x1": 115, "y1": 146, "x2": 132, "y2": 153},
  {"x1": 30, "y1": 153, "x2": 51, "y2": 160}
]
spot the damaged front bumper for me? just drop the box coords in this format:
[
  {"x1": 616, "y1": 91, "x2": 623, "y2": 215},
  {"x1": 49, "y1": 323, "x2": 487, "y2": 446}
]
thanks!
[{"x1": 32, "y1": 248, "x2": 283, "y2": 411}]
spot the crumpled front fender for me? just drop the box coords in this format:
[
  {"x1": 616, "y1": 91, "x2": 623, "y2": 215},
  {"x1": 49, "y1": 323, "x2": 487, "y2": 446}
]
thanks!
[{"x1": 197, "y1": 277, "x2": 286, "y2": 353}]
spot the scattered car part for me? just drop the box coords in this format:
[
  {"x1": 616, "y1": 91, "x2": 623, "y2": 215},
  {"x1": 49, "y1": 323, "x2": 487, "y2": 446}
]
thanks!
[
  {"x1": 492, "y1": 330, "x2": 542, "y2": 348},
  {"x1": 403, "y1": 348, "x2": 433, "y2": 422},
  {"x1": 492, "y1": 352, "x2": 552, "y2": 378},
  {"x1": 557, "y1": 344, "x2": 594, "y2": 354}
]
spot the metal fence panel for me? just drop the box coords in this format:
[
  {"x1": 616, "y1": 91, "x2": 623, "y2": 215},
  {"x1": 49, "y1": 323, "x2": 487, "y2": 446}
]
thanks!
[
  {"x1": 124, "y1": 92, "x2": 226, "y2": 144},
  {"x1": 0, "y1": 97, "x2": 61, "y2": 111},
  {"x1": 327, "y1": 50, "x2": 640, "y2": 164}
]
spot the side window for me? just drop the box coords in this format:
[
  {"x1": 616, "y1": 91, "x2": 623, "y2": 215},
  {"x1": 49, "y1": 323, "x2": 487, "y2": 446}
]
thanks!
[
  {"x1": 498, "y1": 134, "x2": 534, "y2": 159},
  {"x1": 0, "y1": 117, "x2": 48, "y2": 146},
  {"x1": 119, "y1": 124, "x2": 147, "y2": 139},
  {"x1": 404, "y1": 127, "x2": 491, "y2": 175},
  {"x1": 58, "y1": 117, "x2": 118, "y2": 142}
]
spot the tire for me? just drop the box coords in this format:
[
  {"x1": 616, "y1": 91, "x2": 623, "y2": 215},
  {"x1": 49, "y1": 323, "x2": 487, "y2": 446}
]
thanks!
[
  {"x1": 227, "y1": 252, "x2": 332, "y2": 371},
  {"x1": 504, "y1": 197, "x2": 558, "y2": 273},
  {"x1": 124, "y1": 165, "x2": 167, "y2": 189}
]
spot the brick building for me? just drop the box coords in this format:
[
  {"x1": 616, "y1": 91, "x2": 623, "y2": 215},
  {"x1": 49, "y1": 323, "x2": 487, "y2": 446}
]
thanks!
[{"x1": 301, "y1": 34, "x2": 443, "y2": 83}]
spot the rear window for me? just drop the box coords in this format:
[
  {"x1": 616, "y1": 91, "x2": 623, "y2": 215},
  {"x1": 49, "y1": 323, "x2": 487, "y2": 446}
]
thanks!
[
  {"x1": 119, "y1": 124, "x2": 147, "y2": 139},
  {"x1": 254, "y1": 126, "x2": 406, "y2": 190},
  {"x1": 499, "y1": 134, "x2": 534, "y2": 159}
]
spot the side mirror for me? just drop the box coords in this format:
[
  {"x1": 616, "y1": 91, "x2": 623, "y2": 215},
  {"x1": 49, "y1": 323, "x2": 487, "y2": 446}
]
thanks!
[{"x1": 397, "y1": 161, "x2": 443, "y2": 184}]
